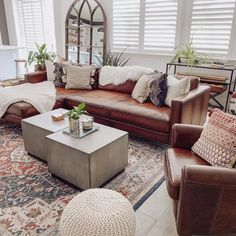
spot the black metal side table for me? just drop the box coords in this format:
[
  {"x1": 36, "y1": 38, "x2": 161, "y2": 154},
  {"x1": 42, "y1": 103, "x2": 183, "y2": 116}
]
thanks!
[{"x1": 166, "y1": 62, "x2": 236, "y2": 112}]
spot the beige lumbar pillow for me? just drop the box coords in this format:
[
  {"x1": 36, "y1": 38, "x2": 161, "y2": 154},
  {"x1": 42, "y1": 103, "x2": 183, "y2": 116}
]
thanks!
[
  {"x1": 165, "y1": 75, "x2": 190, "y2": 107},
  {"x1": 132, "y1": 74, "x2": 153, "y2": 103},
  {"x1": 66, "y1": 64, "x2": 94, "y2": 90}
]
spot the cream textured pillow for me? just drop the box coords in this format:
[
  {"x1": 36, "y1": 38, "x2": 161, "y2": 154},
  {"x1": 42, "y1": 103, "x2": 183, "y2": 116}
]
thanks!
[
  {"x1": 192, "y1": 109, "x2": 236, "y2": 168},
  {"x1": 132, "y1": 74, "x2": 153, "y2": 103},
  {"x1": 165, "y1": 76, "x2": 190, "y2": 107},
  {"x1": 66, "y1": 64, "x2": 94, "y2": 90}
]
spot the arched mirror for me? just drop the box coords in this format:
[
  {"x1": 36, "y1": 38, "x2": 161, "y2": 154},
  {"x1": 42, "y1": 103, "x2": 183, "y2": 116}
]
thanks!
[{"x1": 65, "y1": 0, "x2": 106, "y2": 65}]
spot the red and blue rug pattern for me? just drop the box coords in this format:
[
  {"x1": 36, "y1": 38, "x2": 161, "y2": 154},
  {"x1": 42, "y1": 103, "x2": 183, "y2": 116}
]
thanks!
[{"x1": 0, "y1": 124, "x2": 166, "y2": 235}]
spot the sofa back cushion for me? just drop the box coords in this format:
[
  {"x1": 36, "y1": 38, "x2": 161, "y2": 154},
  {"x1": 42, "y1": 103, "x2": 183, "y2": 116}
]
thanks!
[{"x1": 98, "y1": 80, "x2": 137, "y2": 94}]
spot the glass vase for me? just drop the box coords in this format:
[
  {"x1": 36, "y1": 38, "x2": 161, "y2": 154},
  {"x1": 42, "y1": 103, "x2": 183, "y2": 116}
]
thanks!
[{"x1": 69, "y1": 118, "x2": 80, "y2": 135}]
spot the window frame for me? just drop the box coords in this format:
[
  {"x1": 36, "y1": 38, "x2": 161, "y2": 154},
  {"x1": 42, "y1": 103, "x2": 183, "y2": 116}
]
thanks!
[
  {"x1": 12, "y1": 0, "x2": 56, "y2": 53},
  {"x1": 111, "y1": 0, "x2": 236, "y2": 60}
]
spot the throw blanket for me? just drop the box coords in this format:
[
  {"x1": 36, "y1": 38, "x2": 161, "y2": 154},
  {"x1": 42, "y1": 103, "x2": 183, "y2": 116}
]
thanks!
[
  {"x1": 0, "y1": 81, "x2": 56, "y2": 118},
  {"x1": 99, "y1": 66, "x2": 154, "y2": 86}
]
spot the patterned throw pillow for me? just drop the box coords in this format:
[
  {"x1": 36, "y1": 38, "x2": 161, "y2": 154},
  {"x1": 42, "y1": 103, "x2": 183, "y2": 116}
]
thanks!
[
  {"x1": 149, "y1": 72, "x2": 168, "y2": 107},
  {"x1": 45, "y1": 61, "x2": 67, "y2": 87},
  {"x1": 53, "y1": 62, "x2": 67, "y2": 87},
  {"x1": 192, "y1": 109, "x2": 236, "y2": 168}
]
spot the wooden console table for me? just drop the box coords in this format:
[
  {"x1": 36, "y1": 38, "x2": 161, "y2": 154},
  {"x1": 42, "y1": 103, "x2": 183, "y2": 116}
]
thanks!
[{"x1": 166, "y1": 62, "x2": 236, "y2": 112}]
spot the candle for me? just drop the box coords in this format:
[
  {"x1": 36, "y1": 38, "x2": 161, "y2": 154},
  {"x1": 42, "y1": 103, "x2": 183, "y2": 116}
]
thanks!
[{"x1": 82, "y1": 117, "x2": 94, "y2": 130}]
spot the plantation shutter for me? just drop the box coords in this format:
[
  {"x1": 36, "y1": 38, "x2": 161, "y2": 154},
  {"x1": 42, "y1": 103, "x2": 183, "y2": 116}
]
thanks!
[
  {"x1": 144, "y1": 0, "x2": 178, "y2": 52},
  {"x1": 16, "y1": 0, "x2": 45, "y2": 51},
  {"x1": 112, "y1": 0, "x2": 140, "y2": 49},
  {"x1": 190, "y1": 0, "x2": 236, "y2": 55}
]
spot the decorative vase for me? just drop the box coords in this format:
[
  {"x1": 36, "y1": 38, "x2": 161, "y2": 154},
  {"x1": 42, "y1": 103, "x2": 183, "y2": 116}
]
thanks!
[{"x1": 69, "y1": 118, "x2": 80, "y2": 135}]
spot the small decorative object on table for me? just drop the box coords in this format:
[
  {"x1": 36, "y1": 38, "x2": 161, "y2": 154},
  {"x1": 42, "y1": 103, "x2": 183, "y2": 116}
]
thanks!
[
  {"x1": 66, "y1": 103, "x2": 86, "y2": 135},
  {"x1": 82, "y1": 117, "x2": 94, "y2": 130},
  {"x1": 51, "y1": 113, "x2": 65, "y2": 121}
]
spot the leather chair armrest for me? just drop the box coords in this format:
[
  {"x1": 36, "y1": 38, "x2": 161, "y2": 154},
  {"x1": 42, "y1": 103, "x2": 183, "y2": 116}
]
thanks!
[
  {"x1": 182, "y1": 165, "x2": 236, "y2": 187},
  {"x1": 176, "y1": 165, "x2": 236, "y2": 236},
  {"x1": 25, "y1": 71, "x2": 47, "y2": 83},
  {"x1": 171, "y1": 124, "x2": 203, "y2": 149}
]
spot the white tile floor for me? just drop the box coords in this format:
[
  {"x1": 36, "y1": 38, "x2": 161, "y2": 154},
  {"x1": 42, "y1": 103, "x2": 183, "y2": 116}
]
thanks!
[{"x1": 135, "y1": 182, "x2": 178, "y2": 236}]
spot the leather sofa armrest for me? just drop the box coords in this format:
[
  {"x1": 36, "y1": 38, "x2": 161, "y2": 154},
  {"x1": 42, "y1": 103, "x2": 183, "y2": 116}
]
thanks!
[
  {"x1": 170, "y1": 85, "x2": 210, "y2": 125},
  {"x1": 176, "y1": 165, "x2": 236, "y2": 236},
  {"x1": 169, "y1": 85, "x2": 210, "y2": 144},
  {"x1": 171, "y1": 124, "x2": 203, "y2": 149},
  {"x1": 25, "y1": 71, "x2": 47, "y2": 83}
]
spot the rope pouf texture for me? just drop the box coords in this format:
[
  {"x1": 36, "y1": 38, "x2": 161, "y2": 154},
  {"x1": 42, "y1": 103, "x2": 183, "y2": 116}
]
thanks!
[{"x1": 60, "y1": 189, "x2": 136, "y2": 236}]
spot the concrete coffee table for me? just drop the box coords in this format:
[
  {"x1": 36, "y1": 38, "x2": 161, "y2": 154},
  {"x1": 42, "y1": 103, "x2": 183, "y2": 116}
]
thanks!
[
  {"x1": 22, "y1": 109, "x2": 69, "y2": 161},
  {"x1": 46, "y1": 124, "x2": 128, "y2": 190}
]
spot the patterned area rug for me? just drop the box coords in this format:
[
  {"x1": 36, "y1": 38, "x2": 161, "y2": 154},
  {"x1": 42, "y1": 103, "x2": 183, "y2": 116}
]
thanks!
[{"x1": 0, "y1": 123, "x2": 167, "y2": 236}]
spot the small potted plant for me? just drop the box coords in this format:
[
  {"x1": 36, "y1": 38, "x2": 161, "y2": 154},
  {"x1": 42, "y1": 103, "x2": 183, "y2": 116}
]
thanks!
[
  {"x1": 67, "y1": 103, "x2": 86, "y2": 134},
  {"x1": 170, "y1": 41, "x2": 208, "y2": 74},
  {"x1": 95, "y1": 48, "x2": 129, "y2": 67},
  {"x1": 28, "y1": 43, "x2": 56, "y2": 71}
]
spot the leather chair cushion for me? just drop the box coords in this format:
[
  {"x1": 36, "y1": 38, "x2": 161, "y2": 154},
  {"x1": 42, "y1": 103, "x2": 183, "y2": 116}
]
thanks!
[
  {"x1": 65, "y1": 90, "x2": 171, "y2": 133},
  {"x1": 164, "y1": 148, "x2": 210, "y2": 200}
]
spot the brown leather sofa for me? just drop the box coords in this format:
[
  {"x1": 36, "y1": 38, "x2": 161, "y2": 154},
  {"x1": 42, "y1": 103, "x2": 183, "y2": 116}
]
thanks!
[
  {"x1": 3, "y1": 71, "x2": 210, "y2": 144},
  {"x1": 165, "y1": 124, "x2": 236, "y2": 236}
]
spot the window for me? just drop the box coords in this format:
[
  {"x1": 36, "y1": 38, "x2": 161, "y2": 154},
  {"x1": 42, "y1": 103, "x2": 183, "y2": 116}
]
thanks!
[
  {"x1": 15, "y1": 0, "x2": 56, "y2": 52},
  {"x1": 144, "y1": 0, "x2": 178, "y2": 52},
  {"x1": 112, "y1": 0, "x2": 236, "y2": 58},
  {"x1": 190, "y1": 0, "x2": 236, "y2": 55},
  {"x1": 112, "y1": 0, "x2": 179, "y2": 53},
  {"x1": 112, "y1": 0, "x2": 140, "y2": 49}
]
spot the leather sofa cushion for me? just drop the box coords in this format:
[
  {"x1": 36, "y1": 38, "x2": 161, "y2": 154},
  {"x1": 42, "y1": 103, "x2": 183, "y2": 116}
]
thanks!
[
  {"x1": 6, "y1": 100, "x2": 64, "y2": 118},
  {"x1": 164, "y1": 148, "x2": 210, "y2": 200},
  {"x1": 56, "y1": 87, "x2": 90, "y2": 102},
  {"x1": 65, "y1": 90, "x2": 171, "y2": 133},
  {"x1": 6, "y1": 88, "x2": 88, "y2": 118},
  {"x1": 99, "y1": 80, "x2": 137, "y2": 94}
]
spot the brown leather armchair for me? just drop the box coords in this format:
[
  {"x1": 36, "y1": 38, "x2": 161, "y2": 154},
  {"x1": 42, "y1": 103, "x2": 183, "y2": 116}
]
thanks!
[{"x1": 164, "y1": 124, "x2": 236, "y2": 236}]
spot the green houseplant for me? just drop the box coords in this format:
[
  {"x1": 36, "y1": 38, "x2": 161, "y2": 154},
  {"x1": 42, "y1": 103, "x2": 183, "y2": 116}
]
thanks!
[
  {"x1": 28, "y1": 43, "x2": 56, "y2": 71},
  {"x1": 171, "y1": 41, "x2": 208, "y2": 74},
  {"x1": 96, "y1": 49, "x2": 129, "y2": 67},
  {"x1": 67, "y1": 103, "x2": 86, "y2": 134}
]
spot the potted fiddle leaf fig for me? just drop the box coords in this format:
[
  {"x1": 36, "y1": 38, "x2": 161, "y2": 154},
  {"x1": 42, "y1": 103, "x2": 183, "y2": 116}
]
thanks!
[
  {"x1": 67, "y1": 103, "x2": 86, "y2": 134},
  {"x1": 28, "y1": 43, "x2": 56, "y2": 71}
]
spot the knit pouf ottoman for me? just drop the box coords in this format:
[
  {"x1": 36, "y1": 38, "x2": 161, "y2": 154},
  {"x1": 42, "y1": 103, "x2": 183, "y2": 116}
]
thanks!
[{"x1": 60, "y1": 189, "x2": 136, "y2": 236}]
